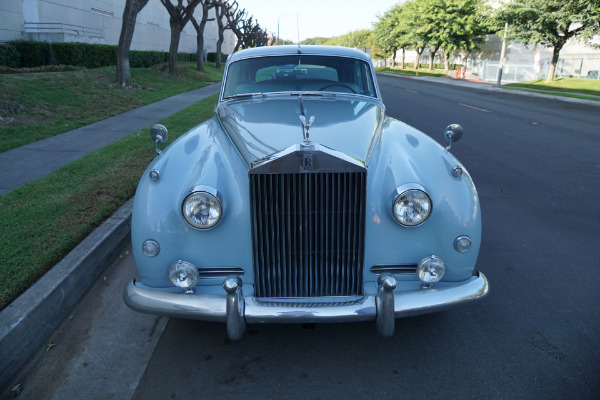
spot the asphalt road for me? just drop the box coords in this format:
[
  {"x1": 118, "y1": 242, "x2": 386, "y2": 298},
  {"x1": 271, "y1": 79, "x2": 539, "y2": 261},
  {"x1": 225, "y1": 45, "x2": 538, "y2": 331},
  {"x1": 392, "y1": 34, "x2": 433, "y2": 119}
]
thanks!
[{"x1": 5, "y1": 77, "x2": 599, "y2": 399}]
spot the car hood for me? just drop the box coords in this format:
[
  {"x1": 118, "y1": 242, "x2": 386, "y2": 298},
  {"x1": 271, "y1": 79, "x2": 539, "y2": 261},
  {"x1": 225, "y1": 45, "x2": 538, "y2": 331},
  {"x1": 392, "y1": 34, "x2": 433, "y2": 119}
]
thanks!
[{"x1": 215, "y1": 95, "x2": 384, "y2": 167}]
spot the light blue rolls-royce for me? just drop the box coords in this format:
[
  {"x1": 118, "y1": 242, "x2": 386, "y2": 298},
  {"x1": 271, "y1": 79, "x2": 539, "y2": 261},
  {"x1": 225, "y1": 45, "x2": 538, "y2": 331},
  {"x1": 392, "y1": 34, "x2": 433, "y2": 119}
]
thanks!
[{"x1": 124, "y1": 45, "x2": 488, "y2": 339}]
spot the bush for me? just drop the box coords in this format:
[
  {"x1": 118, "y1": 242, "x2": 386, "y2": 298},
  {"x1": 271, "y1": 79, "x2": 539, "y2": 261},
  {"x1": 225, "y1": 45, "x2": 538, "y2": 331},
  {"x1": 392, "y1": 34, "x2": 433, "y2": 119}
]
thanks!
[
  {"x1": 10, "y1": 40, "x2": 51, "y2": 67},
  {"x1": 6, "y1": 40, "x2": 203, "y2": 70},
  {"x1": 130, "y1": 50, "x2": 168, "y2": 68},
  {"x1": 52, "y1": 42, "x2": 116, "y2": 68},
  {"x1": 207, "y1": 52, "x2": 228, "y2": 63},
  {"x1": 0, "y1": 44, "x2": 20, "y2": 68}
]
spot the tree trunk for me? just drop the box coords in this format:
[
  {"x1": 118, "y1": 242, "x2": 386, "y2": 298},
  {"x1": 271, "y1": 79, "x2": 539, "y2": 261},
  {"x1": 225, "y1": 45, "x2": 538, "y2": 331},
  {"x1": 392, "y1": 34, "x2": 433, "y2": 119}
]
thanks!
[
  {"x1": 216, "y1": 29, "x2": 224, "y2": 69},
  {"x1": 414, "y1": 49, "x2": 423, "y2": 70},
  {"x1": 116, "y1": 0, "x2": 149, "y2": 87},
  {"x1": 391, "y1": 49, "x2": 396, "y2": 68},
  {"x1": 196, "y1": 32, "x2": 205, "y2": 72},
  {"x1": 428, "y1": 45, "x2": 439, "y2": 71},
  {"x1": 168, "y1": 27, "x2": 182, "y2": 76},
  {"x1": 546, "y1": 43, "x2": 563, "y2": 83},
  {"x1": 400, "y1": 48, "x2": 405, "y2": 70}
]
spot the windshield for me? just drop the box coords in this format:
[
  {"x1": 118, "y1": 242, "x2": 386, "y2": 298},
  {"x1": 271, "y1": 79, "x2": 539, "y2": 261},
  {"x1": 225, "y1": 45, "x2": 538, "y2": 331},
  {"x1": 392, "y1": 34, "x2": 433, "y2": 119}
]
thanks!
[{"x1": 223, "y1": 55, "x2": 378, "y2": 98}]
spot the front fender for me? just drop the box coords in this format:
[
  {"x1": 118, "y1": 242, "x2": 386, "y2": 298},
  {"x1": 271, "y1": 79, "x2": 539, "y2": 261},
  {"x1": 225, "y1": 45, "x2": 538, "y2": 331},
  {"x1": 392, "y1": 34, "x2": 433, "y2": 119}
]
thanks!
[
  {"x1": 364, "y1": 117, "x2": 481, "y2": 284},
  {"x1": 131, "y1": 117, "x2": 253, "y2": 289}
]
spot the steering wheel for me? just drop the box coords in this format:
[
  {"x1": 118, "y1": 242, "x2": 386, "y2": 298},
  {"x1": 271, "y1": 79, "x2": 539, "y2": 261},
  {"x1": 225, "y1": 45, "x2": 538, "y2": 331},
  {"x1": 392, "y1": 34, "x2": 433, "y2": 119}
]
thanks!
[{"x1": 318, "y1": 83, "x2": 357, "y2": 93}]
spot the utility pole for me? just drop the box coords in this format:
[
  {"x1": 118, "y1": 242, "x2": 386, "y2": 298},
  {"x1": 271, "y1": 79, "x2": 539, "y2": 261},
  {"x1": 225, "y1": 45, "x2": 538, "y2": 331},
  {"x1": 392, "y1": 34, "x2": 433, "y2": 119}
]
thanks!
[{"x1": 496, "y1": 19, "x2": 509, "y2": 87}]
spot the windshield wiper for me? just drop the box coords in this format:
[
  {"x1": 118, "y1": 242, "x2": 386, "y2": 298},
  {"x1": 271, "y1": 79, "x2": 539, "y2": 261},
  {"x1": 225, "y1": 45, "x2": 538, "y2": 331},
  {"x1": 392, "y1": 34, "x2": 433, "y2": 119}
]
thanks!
[
  {"x1": 290, "y1": 92, "x2": 323, "y2": 97},
  {"x1": 222, "y1": 92, "x2": 264, "y2": 100}
]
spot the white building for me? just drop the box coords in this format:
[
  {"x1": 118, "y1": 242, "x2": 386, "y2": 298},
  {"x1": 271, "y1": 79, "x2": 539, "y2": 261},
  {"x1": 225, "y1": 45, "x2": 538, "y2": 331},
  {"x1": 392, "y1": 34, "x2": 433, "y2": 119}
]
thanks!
[{"x1": 0, "y1": 0, "x2": 236, "y2": 55}]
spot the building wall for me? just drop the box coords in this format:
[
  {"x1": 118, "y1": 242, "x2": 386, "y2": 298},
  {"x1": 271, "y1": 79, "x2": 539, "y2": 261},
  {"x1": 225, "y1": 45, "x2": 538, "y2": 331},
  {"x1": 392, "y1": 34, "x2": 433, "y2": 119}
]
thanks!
[{"x1": 0, "y1": 0, "x2": 236, "y2": 55}]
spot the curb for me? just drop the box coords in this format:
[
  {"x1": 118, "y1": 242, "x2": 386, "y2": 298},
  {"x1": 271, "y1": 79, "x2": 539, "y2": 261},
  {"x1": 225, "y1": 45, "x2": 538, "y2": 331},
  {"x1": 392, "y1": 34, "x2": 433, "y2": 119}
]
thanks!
[
  {"x1": 378, "y1": 72, "x2": 600, "y2": 108},
  {"x1": 0, "y1": 198, "x2": 133, "y2": 392}
]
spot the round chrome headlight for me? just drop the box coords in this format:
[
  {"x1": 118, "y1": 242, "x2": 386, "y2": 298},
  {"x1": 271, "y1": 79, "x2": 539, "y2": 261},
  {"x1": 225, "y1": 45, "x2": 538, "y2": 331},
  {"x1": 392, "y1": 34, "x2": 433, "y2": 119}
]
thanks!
[
  {"x1": 393, "y1": 188, "x2": 432, "y2": 226},
  {"x1": 168, "y1": 260, "x2": 199, "y2": 289},
  {"x1": 182, "y1": 190, "x2": 222, "y2": 229},
  {"x1": 417, "y1": 255, "x2": 446, "y2": 284}
]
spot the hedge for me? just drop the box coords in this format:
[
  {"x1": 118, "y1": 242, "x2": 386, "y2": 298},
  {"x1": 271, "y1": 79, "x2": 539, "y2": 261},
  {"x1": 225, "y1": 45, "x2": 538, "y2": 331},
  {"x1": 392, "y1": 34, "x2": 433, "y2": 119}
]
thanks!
[
  {"x1": 207, "y1": 52, "x2": 228, "y2": 63},
  {"x1": 0, "y1": 40, "x2": 227, "y2": 69},
  {"x1": 10, "y1": 41, "x2": 51, "y2": 67},
  {"x1": 0, "y1": 44, "x2": 20, "y2": 68}
]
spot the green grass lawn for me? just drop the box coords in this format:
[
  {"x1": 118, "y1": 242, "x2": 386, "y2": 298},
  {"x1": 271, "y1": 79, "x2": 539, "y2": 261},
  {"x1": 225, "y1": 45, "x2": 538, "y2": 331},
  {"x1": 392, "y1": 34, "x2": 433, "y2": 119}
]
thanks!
[
  {"x1": 0, "y1": 93, "x2": 219, "y2": 310},
  {"x1": 0, "y1": 62, "x2": 223, "y2": 152},
  {"x1": 504, "y1": 78, "x2": 600, "y2": 100},
  {"x1": 375, "y1": 67, "x2": 448, "y2": 78}
]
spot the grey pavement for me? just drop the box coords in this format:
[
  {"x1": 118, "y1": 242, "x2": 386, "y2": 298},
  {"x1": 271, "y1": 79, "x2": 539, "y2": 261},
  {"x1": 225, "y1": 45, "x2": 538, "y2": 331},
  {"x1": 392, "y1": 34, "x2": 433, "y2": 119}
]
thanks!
[
  {"x1": 0, "y1": 83, "x2": 221, "y2": 196},
  {"x1": 0, "y1": 73, "x2": 597, "y2": 395}
]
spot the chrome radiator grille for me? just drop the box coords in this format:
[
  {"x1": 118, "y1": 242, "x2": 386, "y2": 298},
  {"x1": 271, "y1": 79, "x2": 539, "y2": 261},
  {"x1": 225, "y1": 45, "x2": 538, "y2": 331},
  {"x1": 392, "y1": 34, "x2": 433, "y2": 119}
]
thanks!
[{"x1": 250, "y1": 172, "x2": 366, "y2": 298}]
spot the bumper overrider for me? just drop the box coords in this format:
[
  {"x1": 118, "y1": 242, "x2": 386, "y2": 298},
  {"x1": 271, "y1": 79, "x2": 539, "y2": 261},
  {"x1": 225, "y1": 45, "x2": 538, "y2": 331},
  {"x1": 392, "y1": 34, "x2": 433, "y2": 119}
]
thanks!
[{"x1": 124, "y1": 272, "x2": 488, "y2": 340}]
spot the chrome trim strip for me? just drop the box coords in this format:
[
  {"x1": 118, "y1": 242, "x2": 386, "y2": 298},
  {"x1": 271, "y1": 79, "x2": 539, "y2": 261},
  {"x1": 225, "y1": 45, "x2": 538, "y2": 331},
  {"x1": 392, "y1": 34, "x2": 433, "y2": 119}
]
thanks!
[{"x1": 123, "y1": 272, "x2": 488, "y2": 332}]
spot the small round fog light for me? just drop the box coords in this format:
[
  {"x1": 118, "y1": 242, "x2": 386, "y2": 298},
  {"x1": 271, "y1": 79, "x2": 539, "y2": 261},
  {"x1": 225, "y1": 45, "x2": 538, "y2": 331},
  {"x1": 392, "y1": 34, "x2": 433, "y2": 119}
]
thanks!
[
  {"x1": 417, "y1": 255, "x2": 446, "y2": 284},
  {"x1": 454, "y1": 235, "x2": 472, "y2": 253},
  {"x1": 142, "y1": 239, "x2": 160, "y2": 257},
  {"x1": 168, "y1": 260, "x2": 199, "y2": 292}
]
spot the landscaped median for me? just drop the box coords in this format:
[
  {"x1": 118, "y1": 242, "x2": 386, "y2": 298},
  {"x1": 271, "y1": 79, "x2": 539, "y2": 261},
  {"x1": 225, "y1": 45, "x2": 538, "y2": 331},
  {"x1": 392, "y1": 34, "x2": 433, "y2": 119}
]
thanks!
[
  {"x1": 504, "y1": 78, "x2": 600, "y2": 102},
  {"x1": 0, "y1": 93, "x2": 219, "y2": 310}
]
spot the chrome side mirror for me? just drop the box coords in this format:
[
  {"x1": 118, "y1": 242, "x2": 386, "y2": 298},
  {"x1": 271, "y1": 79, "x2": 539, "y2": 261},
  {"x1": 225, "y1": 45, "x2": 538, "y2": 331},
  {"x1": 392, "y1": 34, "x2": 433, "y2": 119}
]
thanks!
[
  {"x1": 444, "y1": 124, "x2": 463, "y2": 150},
  {"x1": 150, "y1": 124, "x2": 169, "y2": 155}
]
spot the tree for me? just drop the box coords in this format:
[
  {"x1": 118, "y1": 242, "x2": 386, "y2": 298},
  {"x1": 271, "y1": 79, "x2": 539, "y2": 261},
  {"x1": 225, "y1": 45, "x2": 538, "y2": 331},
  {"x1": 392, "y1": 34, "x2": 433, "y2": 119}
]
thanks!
[
  {"x1": 116, "y1": 0, "x2": 150, "y2": 87},
  {"x1": 500, "y1": 0, "x2": 600, "y2": 82},
  {"x1": 431, "y1": 0, "x2": 492, "y2": 72},
  {"x1": 159, "y1": 0, "x2": 202, "y2": 76},
  {"x1": 190, "y1": 0, "x2": 215, "y2": 72},
  {"x1": 373, "y1": 0, "x2": 492, "y2": 71},
  {"x1": 223, "y1": 1, "x2": 246, "y2": 52},
  {"x1": 373, "y1": 11, "x2": 397, "y2": 66}
]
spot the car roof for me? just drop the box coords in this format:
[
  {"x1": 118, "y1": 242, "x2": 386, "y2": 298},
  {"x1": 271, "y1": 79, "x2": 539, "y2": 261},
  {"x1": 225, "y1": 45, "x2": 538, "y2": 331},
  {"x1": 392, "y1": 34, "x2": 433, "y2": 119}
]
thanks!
[{"x1": 227, "y1": 45, "x2": 372, "y2": 64}]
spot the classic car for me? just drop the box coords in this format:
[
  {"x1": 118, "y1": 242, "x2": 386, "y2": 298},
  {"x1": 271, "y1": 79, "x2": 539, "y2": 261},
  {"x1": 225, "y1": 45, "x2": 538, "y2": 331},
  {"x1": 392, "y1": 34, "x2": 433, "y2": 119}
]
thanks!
[{"x1": 124, "y1": 45, "x2": 488, "y2": 340}]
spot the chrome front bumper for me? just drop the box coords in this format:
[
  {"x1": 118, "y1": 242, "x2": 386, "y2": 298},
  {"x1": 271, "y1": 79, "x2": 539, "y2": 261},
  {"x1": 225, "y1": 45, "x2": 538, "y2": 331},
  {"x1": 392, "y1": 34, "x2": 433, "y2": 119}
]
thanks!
[{"x1": 124, "y1": 272, "x2": 488, "y2": 340}]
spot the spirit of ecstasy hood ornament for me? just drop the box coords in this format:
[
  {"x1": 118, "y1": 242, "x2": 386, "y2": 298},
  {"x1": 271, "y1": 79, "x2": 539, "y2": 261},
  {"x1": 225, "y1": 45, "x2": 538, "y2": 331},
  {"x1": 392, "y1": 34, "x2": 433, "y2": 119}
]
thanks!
[{"x1": 298, "y1": 95, "x2": 315, "y2": 148}]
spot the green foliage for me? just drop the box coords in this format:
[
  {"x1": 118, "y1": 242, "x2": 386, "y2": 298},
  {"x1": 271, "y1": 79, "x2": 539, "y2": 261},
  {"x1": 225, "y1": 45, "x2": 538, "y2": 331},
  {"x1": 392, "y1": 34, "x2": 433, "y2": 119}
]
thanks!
[
  {"x1": 0, "y1": 44, "x2": 20, "y2": 68},
  {"x1": 300, "y1": 30, "x2": 373, "y2": 48},
  {"x1": 498, "y1": 0, "x2": 600, "y2": 81},
  {"x1": 300, "y1": 37, "x2": 336, "y2": 45},
  {"x1": 129, "y1": 50, "x2": 168, "y2": 68},
  {"x1": 329, "y1": 29, "x2": 374, "y2": 48},
  {"x1": 373, "y1": 0, "x2": 493, "y2": 58},
  {"x1": 499, "y1": 0, "x2": 600, "y2": 48},
  {"x1": 52, "y1": 42, "x2": 117, "y2": 68},
  {"x1": 10, "y1": 40, "x2": 51, "y2": 67},
  {"x1": 4, "y1": 40, "x2": 200, "y2": 69},
  {"x1": 206, "y1": 52, "x2": 229, "y2": 63}
]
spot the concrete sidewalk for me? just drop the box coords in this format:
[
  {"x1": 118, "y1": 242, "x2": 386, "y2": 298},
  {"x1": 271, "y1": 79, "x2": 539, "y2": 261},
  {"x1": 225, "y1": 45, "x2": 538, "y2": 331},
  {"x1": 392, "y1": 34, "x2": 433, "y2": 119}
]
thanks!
[{"x1": 0, "y1": 83, "x2": 221, "y2": 196}]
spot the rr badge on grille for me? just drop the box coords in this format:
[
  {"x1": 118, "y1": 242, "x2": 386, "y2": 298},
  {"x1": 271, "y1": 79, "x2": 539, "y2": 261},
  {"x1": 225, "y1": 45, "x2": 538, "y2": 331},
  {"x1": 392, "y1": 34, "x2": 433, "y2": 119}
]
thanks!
[{"x1": 303, "y1": 153, "x2": 313, "y2": 170}]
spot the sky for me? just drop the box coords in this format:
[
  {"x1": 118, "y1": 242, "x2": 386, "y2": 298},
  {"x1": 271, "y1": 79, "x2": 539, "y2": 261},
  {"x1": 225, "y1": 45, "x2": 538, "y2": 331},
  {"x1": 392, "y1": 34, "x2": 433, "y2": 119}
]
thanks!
[{"x1": 235, "y1": 0, "x2": 401, "y2": 43}]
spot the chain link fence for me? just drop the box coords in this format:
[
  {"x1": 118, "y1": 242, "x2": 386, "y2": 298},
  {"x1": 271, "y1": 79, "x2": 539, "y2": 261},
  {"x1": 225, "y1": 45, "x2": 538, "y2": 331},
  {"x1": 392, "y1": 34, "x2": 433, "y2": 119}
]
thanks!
[{"x1": 468, "y1": 57, "x2": 600, "y2": 82}]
